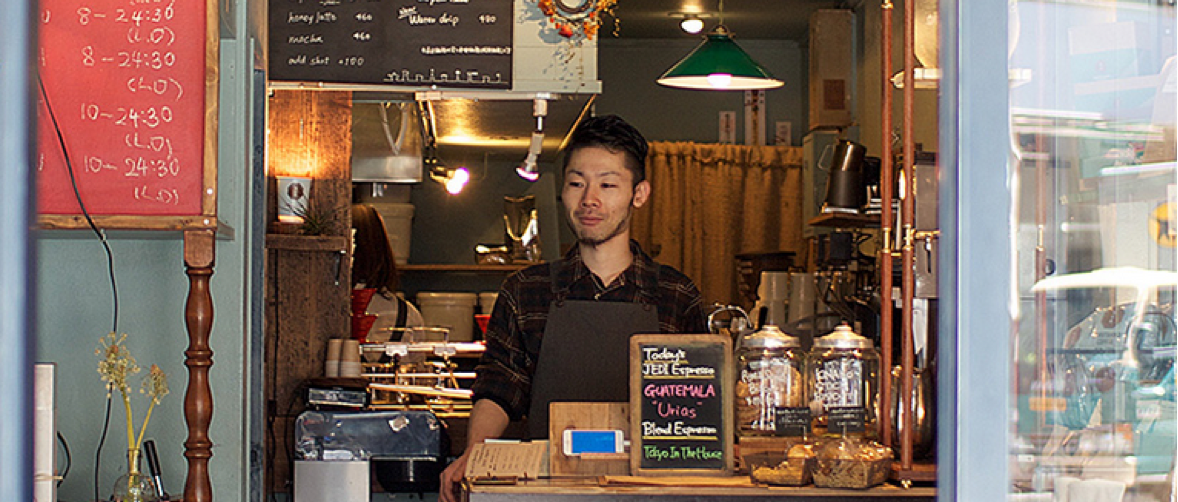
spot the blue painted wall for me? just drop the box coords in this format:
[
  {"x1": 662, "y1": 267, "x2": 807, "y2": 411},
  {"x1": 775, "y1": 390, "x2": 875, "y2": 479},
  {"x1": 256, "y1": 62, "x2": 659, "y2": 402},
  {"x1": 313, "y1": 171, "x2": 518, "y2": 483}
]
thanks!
[{"x1": 36, "y1": 31, "x2": 263, "y2": 502}]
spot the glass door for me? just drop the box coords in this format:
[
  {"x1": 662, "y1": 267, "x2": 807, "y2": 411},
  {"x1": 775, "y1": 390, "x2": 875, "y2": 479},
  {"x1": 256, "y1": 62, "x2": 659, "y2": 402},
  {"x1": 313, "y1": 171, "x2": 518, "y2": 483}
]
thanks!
[{"x1": 1005, "y1": 1, "x2": 1176, "y2": 500}]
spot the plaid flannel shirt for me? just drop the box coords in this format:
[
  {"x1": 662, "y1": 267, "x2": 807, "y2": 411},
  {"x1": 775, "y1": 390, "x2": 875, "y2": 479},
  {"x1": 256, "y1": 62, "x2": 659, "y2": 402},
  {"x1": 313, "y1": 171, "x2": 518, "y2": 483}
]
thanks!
[{"x1": 470, "y1": 240, "x2": 708, "y2": 420}]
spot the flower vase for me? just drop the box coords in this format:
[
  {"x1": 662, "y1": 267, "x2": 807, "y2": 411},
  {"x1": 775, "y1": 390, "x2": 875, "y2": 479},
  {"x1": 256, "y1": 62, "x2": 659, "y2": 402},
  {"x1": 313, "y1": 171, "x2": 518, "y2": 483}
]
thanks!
[{"x1": 111, "y1": 448, "x2": 160, "y2": 502}]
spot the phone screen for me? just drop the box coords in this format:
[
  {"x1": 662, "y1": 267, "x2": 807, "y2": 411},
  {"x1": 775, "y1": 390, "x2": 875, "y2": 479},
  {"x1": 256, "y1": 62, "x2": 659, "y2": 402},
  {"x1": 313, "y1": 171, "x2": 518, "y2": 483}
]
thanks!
[{"x1": 567, "y1": 430, "x2": 620, "y2": 454}]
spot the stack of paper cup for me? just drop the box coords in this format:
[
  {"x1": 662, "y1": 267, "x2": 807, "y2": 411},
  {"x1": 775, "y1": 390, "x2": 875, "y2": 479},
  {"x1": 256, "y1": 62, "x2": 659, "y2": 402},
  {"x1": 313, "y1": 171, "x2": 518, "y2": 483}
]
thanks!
[
  {"x1": 325, "y1": 339, "x2": 343, "y2": 377},
  {"x1": 339, "y1": 339, "x2": 362, "y2": 377},
  {"x1": 478, "y1": 292, "x2": 499, "y2": 314},
  {"x1": 787, "y1": 272, "x2": 817, "y2": 323}
]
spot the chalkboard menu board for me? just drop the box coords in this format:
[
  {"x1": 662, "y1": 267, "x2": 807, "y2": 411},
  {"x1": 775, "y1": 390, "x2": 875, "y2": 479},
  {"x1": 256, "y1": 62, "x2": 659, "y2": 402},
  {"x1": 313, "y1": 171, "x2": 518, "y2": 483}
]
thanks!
[
  {"x1": 36, "y1": 0, "x2": 218, "y2": 230},
  {"x1": 269, "y1": 0, "x2": 513, "y2": 88},
  {"x1": 630, "y1": 334, "x2": 733, "y2": 476}
]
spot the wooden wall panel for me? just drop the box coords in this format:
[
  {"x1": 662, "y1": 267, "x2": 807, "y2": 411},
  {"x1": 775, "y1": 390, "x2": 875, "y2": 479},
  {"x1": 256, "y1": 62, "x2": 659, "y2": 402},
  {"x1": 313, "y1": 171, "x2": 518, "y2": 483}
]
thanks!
[{"x1": 264, "y1": 90, "x2": 353, "y2": 495}]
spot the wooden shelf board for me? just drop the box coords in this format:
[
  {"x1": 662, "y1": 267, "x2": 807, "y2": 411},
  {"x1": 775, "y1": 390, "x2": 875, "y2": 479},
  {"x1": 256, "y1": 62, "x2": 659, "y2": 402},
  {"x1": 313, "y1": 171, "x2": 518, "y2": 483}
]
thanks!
[
  {"x1": 890, "y1": 460, "x2": 937, "y2": 483},
  {"x1": 265, "y1": 233, "x2": 349, "y2": 252},
  {"x1": 808, "y1": 212, "x2": 881, "y2": 228}
]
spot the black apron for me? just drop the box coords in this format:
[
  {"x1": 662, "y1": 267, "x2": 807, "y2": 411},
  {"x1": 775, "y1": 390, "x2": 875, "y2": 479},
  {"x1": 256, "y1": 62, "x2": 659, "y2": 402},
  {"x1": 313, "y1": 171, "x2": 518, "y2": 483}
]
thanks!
[{"x1": 525, "y1": 263, "x2": 660, "y2": 439}]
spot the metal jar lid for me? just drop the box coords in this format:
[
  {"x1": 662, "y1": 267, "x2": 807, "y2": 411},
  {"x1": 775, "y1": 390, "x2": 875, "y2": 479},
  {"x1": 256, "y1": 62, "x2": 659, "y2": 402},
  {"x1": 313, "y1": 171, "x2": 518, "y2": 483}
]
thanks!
[
  {"x1": 738, "y1": 324, "x2": 801, "y2": 350},
  {"x1": 813, "y1": 323, "x2": 874, "y2": 349}
]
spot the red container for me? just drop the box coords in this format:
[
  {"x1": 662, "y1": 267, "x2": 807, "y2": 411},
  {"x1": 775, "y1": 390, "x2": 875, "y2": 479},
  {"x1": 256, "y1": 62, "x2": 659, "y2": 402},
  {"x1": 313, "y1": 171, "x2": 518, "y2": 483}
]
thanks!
[
  {"x1": 352, "y1": 288, "x2": 377, "y2": 315},
  {"x1": 352, "y1": 314, "x2": 378, "y2": 341},
  {"x1": 474, "y1": 314, "x2": 491, "y2": 336}
]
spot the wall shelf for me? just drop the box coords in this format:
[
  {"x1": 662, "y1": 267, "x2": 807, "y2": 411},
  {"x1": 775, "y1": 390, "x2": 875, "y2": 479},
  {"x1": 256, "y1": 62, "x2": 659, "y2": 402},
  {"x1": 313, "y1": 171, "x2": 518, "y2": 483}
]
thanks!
[{"x1": 265, "y1": 234, "x2": 349, "y2": 252}]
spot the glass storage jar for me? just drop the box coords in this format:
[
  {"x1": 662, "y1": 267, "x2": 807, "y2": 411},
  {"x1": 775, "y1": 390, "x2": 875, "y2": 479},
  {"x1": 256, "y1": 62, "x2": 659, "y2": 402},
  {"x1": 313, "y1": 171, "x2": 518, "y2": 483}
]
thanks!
[
  {"x1": 806, "y1": 324, "x2": 879, "y2": 438},
  {"x1": 735, "y1": 324, "x2": 806, "y2": 436}
]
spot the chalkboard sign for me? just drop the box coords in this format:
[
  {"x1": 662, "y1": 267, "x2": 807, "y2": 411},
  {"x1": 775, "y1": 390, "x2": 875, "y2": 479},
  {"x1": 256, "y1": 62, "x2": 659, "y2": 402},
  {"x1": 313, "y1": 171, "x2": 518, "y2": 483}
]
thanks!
[
  {"x1": 268, "y1": 0, "x2": 513, "y2": 89},
  {"x1": 773, "y1": 406, "x2": 812, "y2": 437},
  {"x1": 630, "y1": 334, "x2": 733, "y2": 476},
  {"x1": 36, "y1": 0, "x2": 219, "y2": 230}
]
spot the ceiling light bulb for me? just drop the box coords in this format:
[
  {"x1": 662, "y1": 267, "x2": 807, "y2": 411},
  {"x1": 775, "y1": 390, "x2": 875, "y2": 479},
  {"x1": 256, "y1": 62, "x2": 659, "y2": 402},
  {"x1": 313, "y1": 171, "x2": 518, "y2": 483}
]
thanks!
[
  {"x1": 706, "y1": 73, "x2": 733, "y2": 88},
  {"x1": 516, "y1": 165, "x2": 541, "y2": 181},
  {"x1": 680, "y1": 16, "x2": 704, "y2": 34},
  {"x1": 445, "y1": 167, "x2": 470, "y2": 195},
  {"x1": 516, "y1": 131, "x2": 544, "y2": 181}
]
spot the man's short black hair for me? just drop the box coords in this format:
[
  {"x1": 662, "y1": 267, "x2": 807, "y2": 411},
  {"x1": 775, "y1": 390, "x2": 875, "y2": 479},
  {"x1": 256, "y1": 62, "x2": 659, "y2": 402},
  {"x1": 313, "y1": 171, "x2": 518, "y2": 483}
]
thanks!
[{"x1": 562, "y1": 115, "x2": 648, "y2": 185}]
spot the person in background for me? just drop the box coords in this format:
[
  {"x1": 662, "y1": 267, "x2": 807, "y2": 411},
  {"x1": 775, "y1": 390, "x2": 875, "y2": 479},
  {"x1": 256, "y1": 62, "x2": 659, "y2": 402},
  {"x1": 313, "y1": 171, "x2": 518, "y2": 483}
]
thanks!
[
  {"x1": 352, "y1": 204, "x2": 424, "y2": 338},
  {"x1": 439, "y1": 115, "x2": 708, "y2": 502}
]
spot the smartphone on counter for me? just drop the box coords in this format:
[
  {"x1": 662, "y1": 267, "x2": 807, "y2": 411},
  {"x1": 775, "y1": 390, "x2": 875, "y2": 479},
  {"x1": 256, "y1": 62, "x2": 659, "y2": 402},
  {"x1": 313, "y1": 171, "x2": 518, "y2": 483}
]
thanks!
[{"x1": 561, "y1": 429, "x2": 625, "y2": 456}]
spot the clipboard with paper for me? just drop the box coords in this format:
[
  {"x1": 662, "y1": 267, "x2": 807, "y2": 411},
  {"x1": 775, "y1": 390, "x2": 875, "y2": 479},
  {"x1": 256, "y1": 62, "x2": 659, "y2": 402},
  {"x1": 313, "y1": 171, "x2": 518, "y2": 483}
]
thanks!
[{"x1": 464, "y1": 441, "x2": 549, "y2": 483}]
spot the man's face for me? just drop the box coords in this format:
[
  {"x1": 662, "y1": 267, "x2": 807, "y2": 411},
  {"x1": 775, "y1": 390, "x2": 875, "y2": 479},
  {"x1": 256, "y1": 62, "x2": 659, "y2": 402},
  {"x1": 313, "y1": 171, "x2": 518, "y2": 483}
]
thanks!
[{"x1": 562, "y1": 146, "x2": 650, "y2": 247}]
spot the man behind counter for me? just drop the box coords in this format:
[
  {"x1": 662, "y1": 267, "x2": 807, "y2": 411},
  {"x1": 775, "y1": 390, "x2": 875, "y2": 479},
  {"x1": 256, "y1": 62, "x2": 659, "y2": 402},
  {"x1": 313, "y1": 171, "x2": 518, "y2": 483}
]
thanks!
[{"x1": 439, "y1": 115, "x2": 708, "y2": 501}]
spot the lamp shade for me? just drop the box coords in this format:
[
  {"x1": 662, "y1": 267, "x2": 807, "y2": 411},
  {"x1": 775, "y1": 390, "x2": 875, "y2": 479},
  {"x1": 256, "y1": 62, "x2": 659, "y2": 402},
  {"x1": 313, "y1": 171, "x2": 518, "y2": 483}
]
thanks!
[{"x1": 657, "y1": 29, "x2": 784, "y2": 90}]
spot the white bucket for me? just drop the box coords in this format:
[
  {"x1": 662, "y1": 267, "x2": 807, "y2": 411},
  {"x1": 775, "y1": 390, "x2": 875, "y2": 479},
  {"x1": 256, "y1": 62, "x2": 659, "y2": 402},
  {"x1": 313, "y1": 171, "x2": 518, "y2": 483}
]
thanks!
[
  {"x1": 368, "y1": 202, "x2": 414, "y2": 265},
  {"x1": 478, "y1": 292, "x2": 499, "y2": 314},
  {"x1": 417, "y1": 292, "x2": 478, "y2": 342}
]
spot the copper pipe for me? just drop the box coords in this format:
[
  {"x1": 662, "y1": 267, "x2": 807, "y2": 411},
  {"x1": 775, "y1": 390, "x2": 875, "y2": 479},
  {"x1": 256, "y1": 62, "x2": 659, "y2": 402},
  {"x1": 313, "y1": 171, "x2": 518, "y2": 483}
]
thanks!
[
  {"x1": 900, "y1": 0, "x2": 916, "y2": 471},
  {"x1": 1033, "y1": 3, "x2": 1048, "y2": 431},
  {"x1": 878, "y1": 0, "x2": 895, "y2": 449}
]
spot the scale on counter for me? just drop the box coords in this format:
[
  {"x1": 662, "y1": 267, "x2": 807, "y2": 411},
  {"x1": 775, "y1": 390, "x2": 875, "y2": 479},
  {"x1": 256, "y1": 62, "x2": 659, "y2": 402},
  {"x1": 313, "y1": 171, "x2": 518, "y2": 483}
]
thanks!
[{"x1": 305, "y1": 377, "x2": 370, "y2": 410}]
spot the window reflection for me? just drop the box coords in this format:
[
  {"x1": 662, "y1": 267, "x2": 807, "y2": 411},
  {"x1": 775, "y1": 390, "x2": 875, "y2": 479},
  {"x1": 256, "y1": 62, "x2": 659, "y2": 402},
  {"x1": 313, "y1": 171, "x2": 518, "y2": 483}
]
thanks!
[{"x1": 1007, "y1": 1, "x2": 1176, "y2": 499}]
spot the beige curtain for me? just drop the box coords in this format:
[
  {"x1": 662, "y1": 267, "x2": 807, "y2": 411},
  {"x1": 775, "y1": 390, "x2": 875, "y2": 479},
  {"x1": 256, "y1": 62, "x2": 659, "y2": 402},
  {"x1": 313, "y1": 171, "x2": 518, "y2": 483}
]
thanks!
[{"x1": 632, "y1": 142, "x2": 805, "y2": 307}]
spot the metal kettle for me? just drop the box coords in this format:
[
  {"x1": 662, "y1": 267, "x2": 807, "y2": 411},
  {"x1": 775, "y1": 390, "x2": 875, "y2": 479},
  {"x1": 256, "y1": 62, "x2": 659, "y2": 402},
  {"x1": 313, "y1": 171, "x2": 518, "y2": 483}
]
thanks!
[{"x1": 889, "y1": 364, "x2": 936, "y2": 459}]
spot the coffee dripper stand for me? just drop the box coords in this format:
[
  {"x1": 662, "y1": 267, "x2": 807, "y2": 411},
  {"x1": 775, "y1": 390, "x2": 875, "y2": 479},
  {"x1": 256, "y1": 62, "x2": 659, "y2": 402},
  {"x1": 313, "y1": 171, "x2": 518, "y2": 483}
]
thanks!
[{"x1": 363, "y1": 327, "x2": 469, "y2": 410}]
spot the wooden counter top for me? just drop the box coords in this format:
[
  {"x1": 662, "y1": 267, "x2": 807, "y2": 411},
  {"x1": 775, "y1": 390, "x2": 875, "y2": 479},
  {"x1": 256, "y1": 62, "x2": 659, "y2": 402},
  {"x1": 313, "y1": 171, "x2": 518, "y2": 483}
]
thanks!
[{"x1": 466, "y1": 477, "x2": 936, "y2": 501}]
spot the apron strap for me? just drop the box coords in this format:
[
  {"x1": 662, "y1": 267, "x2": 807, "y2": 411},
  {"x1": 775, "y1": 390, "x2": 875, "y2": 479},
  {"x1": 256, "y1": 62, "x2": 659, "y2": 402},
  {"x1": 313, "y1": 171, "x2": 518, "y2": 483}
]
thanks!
[{"x1": 393, "y1": 295, "x2": 409, "y2": 328}]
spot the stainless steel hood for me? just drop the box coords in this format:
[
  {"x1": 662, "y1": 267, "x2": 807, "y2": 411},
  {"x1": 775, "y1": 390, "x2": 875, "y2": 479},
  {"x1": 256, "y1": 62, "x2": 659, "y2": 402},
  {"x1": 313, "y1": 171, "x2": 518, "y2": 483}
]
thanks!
[
  {"x1": 352, "y1": 101, "x2": 425, "y2": 183},
  {"x1": 351, "y1": 91, "x2": 596, "y2": 182}
]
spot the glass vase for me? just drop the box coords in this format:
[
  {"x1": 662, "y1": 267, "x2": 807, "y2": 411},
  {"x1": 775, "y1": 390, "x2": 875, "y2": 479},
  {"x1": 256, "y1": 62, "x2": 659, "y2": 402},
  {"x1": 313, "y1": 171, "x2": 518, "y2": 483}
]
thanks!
[{"x1": 111, "y1": 448, "x2": 160, "y2": 502}]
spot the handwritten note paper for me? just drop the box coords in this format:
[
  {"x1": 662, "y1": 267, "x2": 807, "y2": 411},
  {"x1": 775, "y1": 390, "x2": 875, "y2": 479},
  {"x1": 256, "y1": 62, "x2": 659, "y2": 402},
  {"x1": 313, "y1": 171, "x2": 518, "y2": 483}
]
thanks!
[
  {"x1": 630, "y1": 334, "x2": 733, "y2": 476},
  {"x1": 465, "y1": 441, "x2": 548, "y2": 480}
]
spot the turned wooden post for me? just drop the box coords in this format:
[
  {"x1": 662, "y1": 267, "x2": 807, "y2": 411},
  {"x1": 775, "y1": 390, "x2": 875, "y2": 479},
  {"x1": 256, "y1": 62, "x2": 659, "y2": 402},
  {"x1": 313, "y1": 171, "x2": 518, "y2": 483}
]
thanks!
[{"x1": 183, "y1": 229, "x2": 216, "y2": 502}]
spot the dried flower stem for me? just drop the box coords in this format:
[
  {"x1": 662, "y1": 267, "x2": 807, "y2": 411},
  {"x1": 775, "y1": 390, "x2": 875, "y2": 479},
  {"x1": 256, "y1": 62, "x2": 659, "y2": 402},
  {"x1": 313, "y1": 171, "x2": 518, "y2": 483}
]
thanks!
[{"x1": 96, "y1": 333, "x2": 169, "y2": 476}]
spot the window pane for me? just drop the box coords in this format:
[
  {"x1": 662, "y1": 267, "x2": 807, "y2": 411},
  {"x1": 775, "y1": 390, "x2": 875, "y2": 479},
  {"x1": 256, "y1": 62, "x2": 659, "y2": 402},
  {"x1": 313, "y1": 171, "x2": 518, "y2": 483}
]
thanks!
[{"x1": 1008, "y1": 1, "x2": 1177, "y2": 500}]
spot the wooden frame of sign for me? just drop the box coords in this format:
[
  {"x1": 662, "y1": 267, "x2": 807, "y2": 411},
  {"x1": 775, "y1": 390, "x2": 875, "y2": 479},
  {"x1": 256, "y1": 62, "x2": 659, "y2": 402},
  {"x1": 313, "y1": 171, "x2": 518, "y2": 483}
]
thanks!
[
  {"x1": 34, "y1": 0, "x2": 221, "y2": 499},
  {"x1": 629, "y1": 334, "x2": 733, "y2": 477},
  {"x1": 35, "y1": 0, "x2": 219, "y2": 232}
]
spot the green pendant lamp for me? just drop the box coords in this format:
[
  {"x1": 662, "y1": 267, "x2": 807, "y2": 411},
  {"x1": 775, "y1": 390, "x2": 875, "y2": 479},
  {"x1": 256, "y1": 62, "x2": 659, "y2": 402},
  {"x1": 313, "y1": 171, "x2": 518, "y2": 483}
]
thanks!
[{"x1": 657, "y1": 1, "x2": 783, "y2": 91}]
